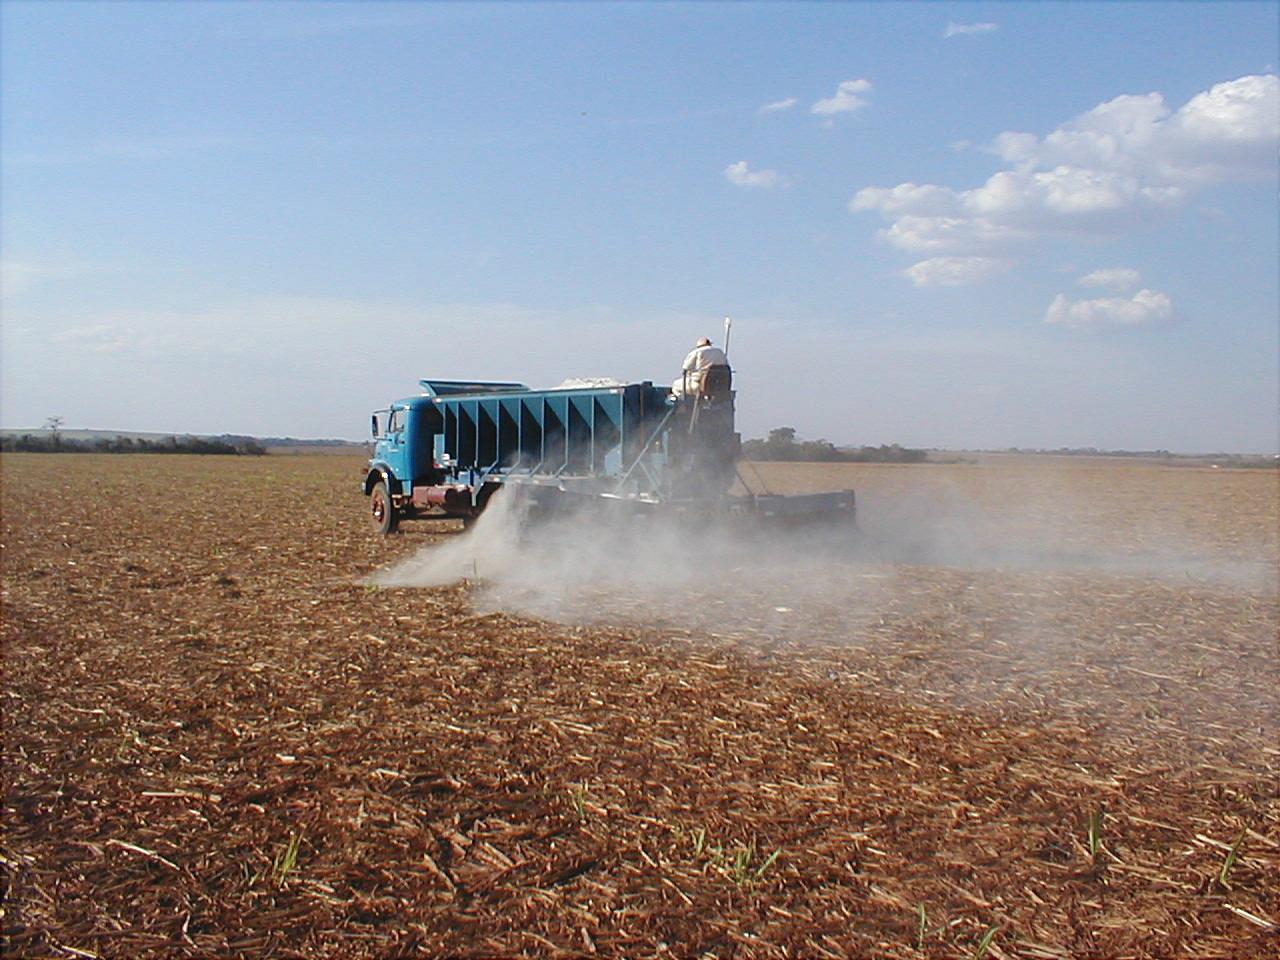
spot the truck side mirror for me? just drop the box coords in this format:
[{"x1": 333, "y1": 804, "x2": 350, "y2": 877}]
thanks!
[{"x1": 371, "y1": 414, "x2": 379, "y2": 438}]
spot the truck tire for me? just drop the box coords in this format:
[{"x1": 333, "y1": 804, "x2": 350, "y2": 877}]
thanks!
[{"x1": 369, "y1": 479, "x2": 399, "y2": 535}]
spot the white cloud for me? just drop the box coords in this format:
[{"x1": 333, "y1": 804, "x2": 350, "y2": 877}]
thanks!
[
  {"x1": 759, "y1": 97, "x2": 798, "y2": 114},
  {"x1": 811, "y1": 79, "x2": 872, "y2": 116},
  {"x1": 944, "y1": 22, "x2": 998, "y2": 38},
  {"x1": 1078, "y1": 267, "x2": 1141, "y2": 290},
  {"x1": 724, "y1": 160, "x2": 786, "y2": 189},
  {"x1": 1045, "y1": 289, "x2": 1173, "y2": 326},
  {"x1": 852, "y1": 74, "x2": 1279, "y2": 254},
  {"x1": 993, "y1": 74, "x2": 1279, "y2": 183},
  {"x1": 902, "y1": 256, "x2": 1014, "y2": 287},
  {"x1": 855, "y1": 165, "x2": 1184, "y2": 252},
  {"x1": 884, "y1": 216, "x2": 1029, "y2": 253},
  {"x1": 850, "y1": 182, "x2": 959, "y2": 217}
]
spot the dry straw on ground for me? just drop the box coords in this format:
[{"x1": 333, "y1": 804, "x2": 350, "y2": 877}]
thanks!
[{"x1": 2, "y1": 453, "x2": 1276, "y2": 958}]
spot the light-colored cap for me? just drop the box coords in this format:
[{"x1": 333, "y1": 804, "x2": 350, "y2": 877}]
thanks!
[{"x1": 696, "y1": 337, "x2": 712, "y2": 347}]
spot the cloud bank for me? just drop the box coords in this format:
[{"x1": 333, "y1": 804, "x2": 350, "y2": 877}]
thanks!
[{"x1": 852, "y1": 74, "x2": 1279, "y2": 254}]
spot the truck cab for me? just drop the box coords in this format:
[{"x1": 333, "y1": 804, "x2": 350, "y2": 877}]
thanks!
[{"x1": 368, "y1": 399, "x2": 440, "y2": 493}]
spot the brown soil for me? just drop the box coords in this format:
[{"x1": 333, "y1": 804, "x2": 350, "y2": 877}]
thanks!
[{"x1": 2, "y1": 453, "x2": 1276, "y2": 959}]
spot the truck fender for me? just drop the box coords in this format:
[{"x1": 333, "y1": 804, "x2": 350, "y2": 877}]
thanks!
[{"x1": 364, "y1": 466, "x2": 396, "y2": 496}]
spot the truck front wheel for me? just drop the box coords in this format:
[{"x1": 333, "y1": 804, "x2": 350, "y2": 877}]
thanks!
[{"x1": 369, "y1": 480, "x2": 399, "y2": 535}]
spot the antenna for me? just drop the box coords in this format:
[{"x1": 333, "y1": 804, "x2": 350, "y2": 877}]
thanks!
[{"x1": 723, "y1": 316, "x2": 733, "y2": 359}]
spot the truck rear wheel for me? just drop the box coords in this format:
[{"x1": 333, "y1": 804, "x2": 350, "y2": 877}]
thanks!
[{"x1": 370, "y1": 480, "x2": 399, "y2": 535}]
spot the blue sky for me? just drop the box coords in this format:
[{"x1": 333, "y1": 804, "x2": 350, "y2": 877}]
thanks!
[{"x1": 2, "y1": 1, "x2": 1276, "y2": 451}]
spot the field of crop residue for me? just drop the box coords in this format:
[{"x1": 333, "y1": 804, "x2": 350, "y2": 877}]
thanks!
[{"x1": 3, "y1": 453, "x2": 1277, "y2": 959}]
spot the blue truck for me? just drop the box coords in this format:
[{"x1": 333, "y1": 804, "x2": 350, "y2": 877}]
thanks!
[{"x1": 363, "y1": 370, "x2": 852, "y2": 533}]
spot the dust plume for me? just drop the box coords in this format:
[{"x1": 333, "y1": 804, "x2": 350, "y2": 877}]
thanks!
[
  {"x1": 370, "y1": 483, "x2": 1276, "y2": 617},
  {"x1": 368, "y1": 481, "x2": 1279, "y2": 760},
  {"x1": 371, "y1": 488, "x2": 881, "y2": 637}
]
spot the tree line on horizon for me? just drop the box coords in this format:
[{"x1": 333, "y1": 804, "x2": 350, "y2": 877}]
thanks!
[
  {"x1": 0, "y1": 433, "x2": 267, "y2": 456},
  {"x1": 742, "y1": 427, "x2": 927, "y2": 463}
]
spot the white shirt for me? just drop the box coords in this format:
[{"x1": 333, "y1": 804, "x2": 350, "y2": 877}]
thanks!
[{"x1": 682, "y1": 345, "x2": 728, "y2": 372}]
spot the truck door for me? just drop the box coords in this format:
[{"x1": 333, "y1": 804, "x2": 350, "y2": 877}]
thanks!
[{"x1": 381, "y1": 406, "x2": 411, "y2": 493}]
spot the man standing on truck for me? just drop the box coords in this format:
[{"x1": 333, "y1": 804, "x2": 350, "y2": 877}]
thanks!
[{"x1": 673, "y1": 336, "x2": 729, "y2": 398}]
